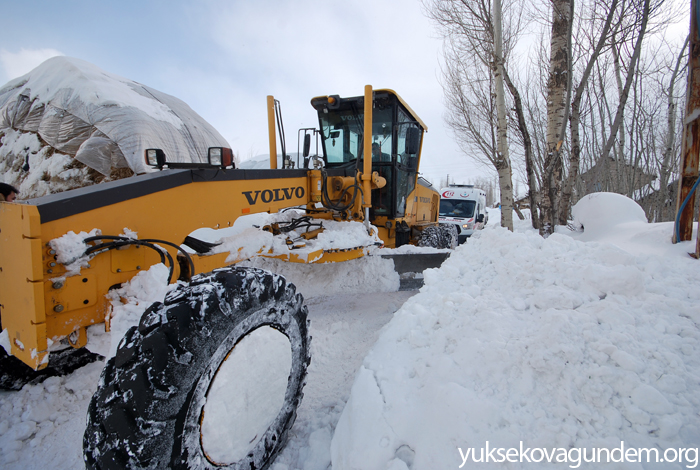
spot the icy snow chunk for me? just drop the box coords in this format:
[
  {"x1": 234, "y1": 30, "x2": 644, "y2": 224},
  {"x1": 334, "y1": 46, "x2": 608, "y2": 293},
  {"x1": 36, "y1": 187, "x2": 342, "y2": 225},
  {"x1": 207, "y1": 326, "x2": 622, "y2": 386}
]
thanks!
[
  {"x1": 531, "y1": 286, "x2": 583, "y2": 310},
  {"x1": 631, "y1": 384, "x2": 674, "y2": 415},
  {"x1": 611, "y1": 350, "x2": 645, "y2": 373},
  {"x1": 21, "y1": 400, "x2": 53, "y2": 423},
  {"x1": 48, "y1": 228, "x2": 101, "y2": 275},
  {"x1": 8, "y1": 421, "x2": 37, "y2": 441}
]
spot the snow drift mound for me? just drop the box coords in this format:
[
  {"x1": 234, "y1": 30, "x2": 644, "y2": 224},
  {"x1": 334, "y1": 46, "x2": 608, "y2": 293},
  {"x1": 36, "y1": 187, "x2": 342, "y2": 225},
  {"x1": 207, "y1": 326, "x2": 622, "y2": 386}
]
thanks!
[
  {"x1": 332, "y1": 227, "x2": 700, "y2": 469},
  {"x1": 0, "y1": 56, "x2": 229, "y2": 198},
  {"x1": 572, "y1": 192, "x2": 647, "y2": 236}
]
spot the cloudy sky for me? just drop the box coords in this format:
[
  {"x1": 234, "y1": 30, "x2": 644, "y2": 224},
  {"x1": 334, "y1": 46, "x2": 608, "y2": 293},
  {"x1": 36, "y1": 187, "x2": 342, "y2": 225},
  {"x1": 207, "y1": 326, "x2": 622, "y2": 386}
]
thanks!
[{"x1": 0, "y1": 0, "x2": 494, "y2": 187}]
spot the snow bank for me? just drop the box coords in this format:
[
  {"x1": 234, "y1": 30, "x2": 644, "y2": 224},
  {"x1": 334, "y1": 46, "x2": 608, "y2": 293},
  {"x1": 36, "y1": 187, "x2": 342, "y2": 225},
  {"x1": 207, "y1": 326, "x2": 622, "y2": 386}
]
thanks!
[
  {"x1": 567, "y1": 194, "x2": 698, "y2": 258},
  {"x1": 571, "y1": 192, "x2": 647, "y2": 236},
  {"x1": 332, "y1": 225, "x2": 700, "y2": 469}
]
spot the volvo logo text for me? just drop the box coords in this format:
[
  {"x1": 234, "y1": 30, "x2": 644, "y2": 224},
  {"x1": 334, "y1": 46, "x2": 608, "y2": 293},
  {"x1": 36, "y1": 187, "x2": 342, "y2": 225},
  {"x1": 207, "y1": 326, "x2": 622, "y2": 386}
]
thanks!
[{"x1": 242, "y1": 187, "x2": 305, "y2": 205}]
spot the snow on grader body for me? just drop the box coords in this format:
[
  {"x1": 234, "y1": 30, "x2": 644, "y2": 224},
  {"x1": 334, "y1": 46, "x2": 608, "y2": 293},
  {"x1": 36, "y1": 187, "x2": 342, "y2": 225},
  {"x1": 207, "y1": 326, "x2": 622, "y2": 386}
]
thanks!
[{"x1": 0, "y1": 86, "x2": 446, "y2": 468}]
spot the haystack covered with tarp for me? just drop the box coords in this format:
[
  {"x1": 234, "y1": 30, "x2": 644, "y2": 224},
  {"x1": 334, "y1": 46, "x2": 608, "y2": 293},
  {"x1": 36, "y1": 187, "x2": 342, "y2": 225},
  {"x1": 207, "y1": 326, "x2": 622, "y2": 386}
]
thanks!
[{"x1": 0, "y1": 56, "x2": 229, "y2": 198}]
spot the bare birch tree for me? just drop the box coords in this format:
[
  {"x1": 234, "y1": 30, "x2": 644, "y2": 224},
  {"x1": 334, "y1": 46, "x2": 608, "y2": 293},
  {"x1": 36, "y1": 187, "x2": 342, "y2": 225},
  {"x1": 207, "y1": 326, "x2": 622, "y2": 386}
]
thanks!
[
  {"x1": 540, "y1": 0, "x2": 573, "y2": 236},
  {"x1": 425, "y1": 0, "x2": 687, "y2": 236},
  {"x1": 494, "y1": 0, "x2": 514, "y2": 230},
  {"x1": 423, "y1": 0, "x2": 524, "y2": 230},
  {"x1": 558, "y1": 0, "x2": 619, "y2": 224}
]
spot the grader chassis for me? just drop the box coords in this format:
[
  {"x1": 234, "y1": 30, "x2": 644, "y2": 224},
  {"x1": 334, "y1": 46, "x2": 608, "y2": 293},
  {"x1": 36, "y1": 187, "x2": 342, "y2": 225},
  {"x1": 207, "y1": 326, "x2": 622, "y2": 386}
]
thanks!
[{"x1": 0, "y1": 85, "x2": 453, "y2": 469}]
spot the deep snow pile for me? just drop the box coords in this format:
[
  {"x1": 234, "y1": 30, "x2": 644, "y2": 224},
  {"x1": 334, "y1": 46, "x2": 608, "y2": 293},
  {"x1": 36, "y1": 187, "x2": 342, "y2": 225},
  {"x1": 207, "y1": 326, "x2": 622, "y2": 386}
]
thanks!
[
  {"x1": 570, "y1": 192, "x2": 648, "y2": 236},
  {"x1": 332, "y1": 194, "x2": 700, "y2": 469},
  {"x1": 0, "y1": 56, "x2": 229, "y2": 198}
]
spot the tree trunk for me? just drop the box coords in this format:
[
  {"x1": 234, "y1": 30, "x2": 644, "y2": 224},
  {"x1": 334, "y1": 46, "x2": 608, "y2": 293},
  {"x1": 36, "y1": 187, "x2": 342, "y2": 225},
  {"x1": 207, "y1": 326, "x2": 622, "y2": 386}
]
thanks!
[
  {"x1": 659, "y1": 36, "x2": 689, "y2": 221},
  {"x1": 503, "y1": 68, "x2": 538, "y2": 228},
  {"x1": 598, "y1": 0, "x2": 651, "y2": 164},
  {"x1": 493, "y1": 0, "x2": 514, "y2": 231},
  {"x1": 558, "y1": 0, "x2": 619, "y2": 224},
  {"x1": 540, "y1": 0, "x2": 572, "y2": 236}
]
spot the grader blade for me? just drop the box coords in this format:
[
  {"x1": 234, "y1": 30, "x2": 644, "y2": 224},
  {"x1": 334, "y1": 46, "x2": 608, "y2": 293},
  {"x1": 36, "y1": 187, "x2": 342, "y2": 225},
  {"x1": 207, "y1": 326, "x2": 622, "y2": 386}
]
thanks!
[{"x1": 379, "y1": 252, "x2": 451, "y2": 290}]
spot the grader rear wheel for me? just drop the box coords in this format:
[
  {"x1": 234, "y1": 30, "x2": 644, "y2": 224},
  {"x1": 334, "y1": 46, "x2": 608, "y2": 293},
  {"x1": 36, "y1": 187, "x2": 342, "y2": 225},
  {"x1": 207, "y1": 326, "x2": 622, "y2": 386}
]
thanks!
[
  {"x1": 83, "y1": 266, "x2": 310, "y2": 470},
  {"x1": 417, "y1": 224, "x2": 458, "y2": 249},
  {"x1": 0, "y1": 344, "x2": 102, "y2": 391}
]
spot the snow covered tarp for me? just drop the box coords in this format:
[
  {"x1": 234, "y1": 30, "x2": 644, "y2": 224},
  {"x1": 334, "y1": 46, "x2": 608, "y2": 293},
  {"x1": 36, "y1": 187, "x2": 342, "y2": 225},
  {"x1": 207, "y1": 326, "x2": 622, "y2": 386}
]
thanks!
[
  {"x1": 0, "y1": 56, "x2": 229, "y2": 197},
  {"x1": 332, "y1": 194, "x2": 700, "y2": 469}
]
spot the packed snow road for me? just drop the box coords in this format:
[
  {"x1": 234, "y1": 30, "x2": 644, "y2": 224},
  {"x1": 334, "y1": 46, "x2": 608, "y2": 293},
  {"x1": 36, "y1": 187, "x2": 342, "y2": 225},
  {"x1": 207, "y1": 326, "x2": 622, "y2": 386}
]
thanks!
[{"x1": 0, "y1": 289, "x2": 416, "y2": 470}]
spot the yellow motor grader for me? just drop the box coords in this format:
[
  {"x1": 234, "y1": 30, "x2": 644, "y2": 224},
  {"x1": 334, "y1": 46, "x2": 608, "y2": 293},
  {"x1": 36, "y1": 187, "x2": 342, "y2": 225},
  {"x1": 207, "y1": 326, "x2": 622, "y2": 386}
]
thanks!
[{"x1": 0, "y1": 85, "x2": 453, "y2": 469}]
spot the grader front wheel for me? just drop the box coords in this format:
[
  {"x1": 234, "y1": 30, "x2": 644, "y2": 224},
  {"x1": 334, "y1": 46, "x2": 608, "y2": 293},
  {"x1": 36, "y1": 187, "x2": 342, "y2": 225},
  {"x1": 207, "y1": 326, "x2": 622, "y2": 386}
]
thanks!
[{"x1": 83, "y1": 267, "x2": 310, "y2": 470}]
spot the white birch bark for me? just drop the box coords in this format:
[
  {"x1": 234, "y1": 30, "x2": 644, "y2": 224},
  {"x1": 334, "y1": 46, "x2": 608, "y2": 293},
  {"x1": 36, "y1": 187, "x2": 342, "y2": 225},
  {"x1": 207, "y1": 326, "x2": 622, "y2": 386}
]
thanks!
[{"x1": 494, "y1": 0, "x2": 514, "y2": 231}]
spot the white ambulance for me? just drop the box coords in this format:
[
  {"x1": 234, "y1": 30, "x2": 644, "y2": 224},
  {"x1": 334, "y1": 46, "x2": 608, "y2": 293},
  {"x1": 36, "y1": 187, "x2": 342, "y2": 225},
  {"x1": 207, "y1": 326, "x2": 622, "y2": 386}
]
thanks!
[{"x1": 439, "y1": 184, "x2": 488, "y2": 244}]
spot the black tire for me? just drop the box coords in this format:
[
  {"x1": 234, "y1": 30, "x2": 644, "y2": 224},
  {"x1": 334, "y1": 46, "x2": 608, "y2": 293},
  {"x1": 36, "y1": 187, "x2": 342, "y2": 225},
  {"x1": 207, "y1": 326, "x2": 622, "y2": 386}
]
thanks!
[
  {"x1": 83, "y1": 266, "x2": 310, "y2": 470},
  {"x1": 0, "y1": 345, "x2": 103, "y2": 391},
  {"x1": 417, "y1": 224, "x2": 458, "y2": 249}
]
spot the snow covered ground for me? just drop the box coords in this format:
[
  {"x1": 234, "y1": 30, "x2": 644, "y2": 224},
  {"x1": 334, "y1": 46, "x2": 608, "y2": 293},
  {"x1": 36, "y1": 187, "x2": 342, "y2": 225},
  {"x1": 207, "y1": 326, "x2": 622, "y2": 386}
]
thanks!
[
  {"x1": 0, "y1": 288, "x2": 414, "y2": 470},
  {"x1": 1, "y1": 193, "x2": 699, "y2": 470},
  {"x1": 332, "y1": 195, "x2": 700, "y2": 470}
]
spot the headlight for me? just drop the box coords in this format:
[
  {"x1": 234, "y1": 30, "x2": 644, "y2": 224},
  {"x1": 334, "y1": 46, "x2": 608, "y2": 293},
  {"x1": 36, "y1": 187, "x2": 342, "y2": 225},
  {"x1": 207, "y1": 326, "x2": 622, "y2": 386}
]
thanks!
[
  {"x1": 208, "y1": 147, "x2": 234, "y2": 168},
  {"x1": 209, "y1": 147, "x2": 222, "y2": 166}
]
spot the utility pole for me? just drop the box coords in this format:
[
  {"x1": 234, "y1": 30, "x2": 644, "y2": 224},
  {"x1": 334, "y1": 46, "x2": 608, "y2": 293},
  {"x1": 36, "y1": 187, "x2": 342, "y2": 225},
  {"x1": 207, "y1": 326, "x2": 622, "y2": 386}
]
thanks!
[{"x1": 675, "y1": 0, "x2": 700, "y2": 258}]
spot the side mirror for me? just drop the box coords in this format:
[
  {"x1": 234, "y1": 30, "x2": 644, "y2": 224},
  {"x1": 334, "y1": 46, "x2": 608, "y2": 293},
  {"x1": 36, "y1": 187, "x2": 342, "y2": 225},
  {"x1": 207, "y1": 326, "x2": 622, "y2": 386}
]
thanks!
[
  {"x1": 405, "y1": 127, "x2": 420, "y2": 155},
  {"x1": 477, "y1": 214, "x2": 484, "y2": 223},
  {"x1": 303, "y1": 134, "x2": 311, "y2": 158},
  {"x1": 145, "y1": 148, "x2": 166, "y2": 169}
]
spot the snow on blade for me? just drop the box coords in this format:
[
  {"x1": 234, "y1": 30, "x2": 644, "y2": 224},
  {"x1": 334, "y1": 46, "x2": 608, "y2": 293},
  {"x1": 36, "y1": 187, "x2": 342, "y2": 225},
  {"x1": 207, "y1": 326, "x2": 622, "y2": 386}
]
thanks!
[
  {"x1": 239, "y1": 256, "x2": 399, "y2": 298},
  {"x1": 213, "y1": 211, "x2": 384, "y2": 264}
]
